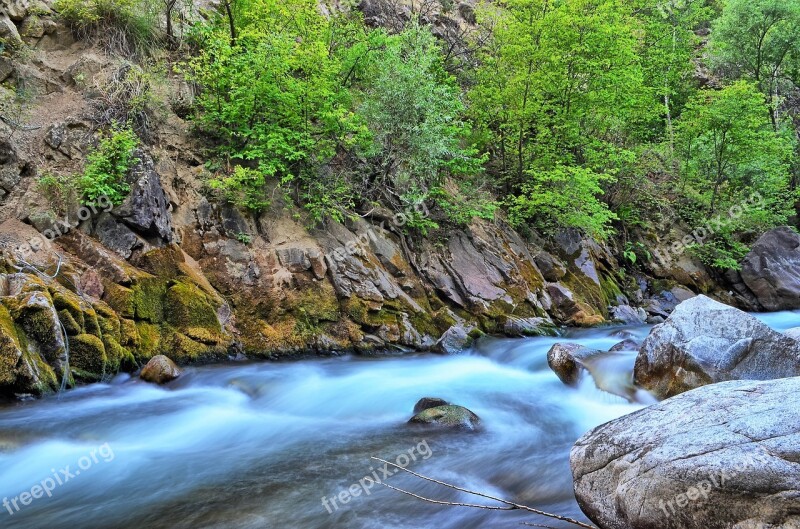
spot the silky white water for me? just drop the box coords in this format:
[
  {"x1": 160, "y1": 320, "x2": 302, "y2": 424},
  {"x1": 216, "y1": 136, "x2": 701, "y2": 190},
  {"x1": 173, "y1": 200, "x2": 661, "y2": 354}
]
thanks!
[{"x1": 0, "y1": 310, "x2": 797, "y2": 529}]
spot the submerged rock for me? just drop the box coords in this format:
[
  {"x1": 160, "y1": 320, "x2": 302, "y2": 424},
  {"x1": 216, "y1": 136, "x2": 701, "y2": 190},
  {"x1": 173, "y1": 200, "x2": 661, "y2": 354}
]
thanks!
[
  {"x1": 140, "y1": 355, "x2": 182, "y2": 384},
  {"x1": 634, "y1": 295, "x2": 800, "y2": 399},
  {"x1": 571, "y1": 377, "x2": 800, "y2": 529},
  {"x1": 412, "y1": 397, "x2": 449, "y2": 414},
  {"x1": 741, "y1": 226, "x2": 800, "y2": 310},
  {"x1": 408, "y1": 405, "x2": 480, "y2": 430}
]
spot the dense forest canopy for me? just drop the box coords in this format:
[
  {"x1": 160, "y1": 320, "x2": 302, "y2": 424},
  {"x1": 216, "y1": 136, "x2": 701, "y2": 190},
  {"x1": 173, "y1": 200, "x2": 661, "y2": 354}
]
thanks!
[{"x1": 50, "y1": 0, "x2": 800, "y2": 268}]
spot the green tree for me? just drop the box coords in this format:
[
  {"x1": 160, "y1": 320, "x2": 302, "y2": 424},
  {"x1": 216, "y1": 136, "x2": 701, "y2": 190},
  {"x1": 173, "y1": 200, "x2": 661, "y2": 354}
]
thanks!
[
  {"x1": 357, "y1": 22, "x2": 483, "y2": 212},
  {"x1": 711, "y1": 0, "x2": 800, "y2": 128}
]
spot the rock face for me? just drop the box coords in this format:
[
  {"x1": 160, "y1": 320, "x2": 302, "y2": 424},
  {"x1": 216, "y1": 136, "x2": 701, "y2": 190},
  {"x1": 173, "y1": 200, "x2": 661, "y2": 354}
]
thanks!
[
  {"x1": 634, "y1": 295, "x2": 800, "y2": 399},
  {"x1": 408, "y1": 404, "x2": 480, "y2": 430},
  {"x1": 140, "y1": 355, "x2": 182, "y2": 384},
  {"x1": 571, "y1": 377, "x2": 800, "y2": 529},
  {"x1": 741, "y1": 226, "x2": 800, "y2": 310}
]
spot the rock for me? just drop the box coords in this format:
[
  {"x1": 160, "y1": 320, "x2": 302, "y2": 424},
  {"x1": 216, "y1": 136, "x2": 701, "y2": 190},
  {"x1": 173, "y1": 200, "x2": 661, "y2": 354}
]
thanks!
[
  {"x1": 609, "y1": 305, "x2": 647, "y2": 325},
  {"x1": 94, "y1": 212, "x2": 143, "y2": 259},
  {"x1": 0, "y1": 56, "x2": 13, "y2": 83},
  {"x1": 634, "y1": 295, "x2": 800, "y2": 399},
  {"x1": 434, "y1": 324, "x2": 474, "y2": 354},
  {"x1": 533, "y1": 252, "x2": 566, "y2": 282},
  {"x1": 785, "y1": 327, "x2": 800, "y2": 340},
  {"x1": 571, "y1": 377, "x2": 800, "y2": 529},
  {"x1": 139, "y1": 355, "x2": 182, "y2": 384},
  {"x1": 546, "y1": 283, "x2": 604, "y2": 327},
  {"x1": 741, "y1": 226, "x2": 800, "y2": 310},
  {"x1": 113, "y1": 151, "x2": 173, "y2": 242},
  {"x1": 0, "y1": 15, "x2": 22, "y2": 48},
  {"x1": 408, "y1": 405, "x2": 480, "y2": 430},
  {"x1": 413, "y1": 397, "x2": 449, "y2": 414},
  {"x1": 502, "y1": 316, "x2": 556, "y2": 337},
  {"x1": 546, "y1": 343, "x2": 599, "y2": 386},
  {"x1": 608, "y1": 338, "x2": 641, "y2": 352},
  {"x1": 20, "y1": 16, "x2": 44, "y2": 39}
]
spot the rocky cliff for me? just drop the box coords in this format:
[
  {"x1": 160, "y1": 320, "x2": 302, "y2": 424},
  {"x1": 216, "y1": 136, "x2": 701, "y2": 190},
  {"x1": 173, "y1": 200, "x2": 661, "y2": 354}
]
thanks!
[{"x1": 0, "y1": 0, "x2": 788, "y2": 398}]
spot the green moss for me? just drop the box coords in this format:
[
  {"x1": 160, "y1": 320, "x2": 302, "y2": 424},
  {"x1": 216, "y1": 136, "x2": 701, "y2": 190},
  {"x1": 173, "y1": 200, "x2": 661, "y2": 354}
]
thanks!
[
  {"x1": 82, "y1": 307, "x2": 102, "y2": 337},
  {"x1": 0, "y1": 305, "x2": 22, "y2": 386},
  {"x1": 103, "y1": 336, "x2": 136, "y2": 373},
  {"x1": 600, "y1": 275, "x2": 624, "y2": 307},
  {"x1": 119, "y1": 318, "x2": 139, "y2": 348},
  {"x1": 26, "y1": 351, "x2": 60, "y2": 394},
  {"x1": 103, "y1": 283, "x2": 135, "y2": 318},
  {"x1": 164, "y1": 281, "x2": 221, "y2": 336},
  {"x1": 133, "y1": 321, "x2": 161, "y2": 362},
  {"x1": 93, "y1": 302, "x2": 121, "y2": 341},
  {"x1": 58, "y1": 309, "x2": 82, "y2": 335},
  {"x1": 131, "y1": 277, "x2": 167, "y2": 322},
  {"x1": 68, "y1": 334, "x2": 107, "y2": 377},
  {"x1": 51, "y1": 290, "x2": 85, "y2": 329},
  {"x1": 166, "y1": 331, "x2": 225, "y2": 364}
]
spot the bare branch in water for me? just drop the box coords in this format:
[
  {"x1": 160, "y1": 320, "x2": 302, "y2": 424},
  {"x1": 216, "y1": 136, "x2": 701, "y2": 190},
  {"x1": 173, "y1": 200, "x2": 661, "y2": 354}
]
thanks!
[{"x1": 370, "y1": 457, "x2": 597, "y2": 529}]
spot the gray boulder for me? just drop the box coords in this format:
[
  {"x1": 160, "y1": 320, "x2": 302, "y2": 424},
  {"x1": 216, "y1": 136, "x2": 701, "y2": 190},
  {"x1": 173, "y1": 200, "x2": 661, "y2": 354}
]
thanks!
[
  {"x1": 610, "y1": 305, "x2": 647, "y2": 325},
  {"x1": 634, "y1": 295, "x2": 800, "y2": 399},
  {"x1": 741, "y1": 226, "x2": 800, "y2": 310},
  {"x1": 571, "y1": 377, "x2": 800, "y2": 529},
  {"x1": 502, "y1": 316, "x2": 556, "y2": 337}
]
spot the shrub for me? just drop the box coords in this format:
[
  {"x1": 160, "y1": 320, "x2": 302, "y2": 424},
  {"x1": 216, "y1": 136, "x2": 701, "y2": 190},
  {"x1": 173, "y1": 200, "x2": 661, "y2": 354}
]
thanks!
[{"x1": 78, "y1": 125, "x2": 139, "y2": 206}]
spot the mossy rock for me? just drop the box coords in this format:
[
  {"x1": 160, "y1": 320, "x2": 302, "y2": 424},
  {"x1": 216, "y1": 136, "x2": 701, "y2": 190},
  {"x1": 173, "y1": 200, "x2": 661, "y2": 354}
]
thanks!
[
  {"x1": 0, "y1": 305, "x2": 23, "y2": 387},
  {"x1": 68, "y1": 334, "x2": 107, "y2": 376},
  {"x1": 57, "y1": 309, "x2": 82, "y2": 336},
  {"x1": 14, "y1": 292, "x2": 65, "y2": 364},
  {"x1": 103, "y1": 336, "x2": 136, "y2": 373},
  {"x1": 51, "y1": 290, "x2": 85, "y2": 329},
  {"x1": 21, "y1": 350, "x2": 60, "y2": 395},
  {"x1": 290, "y1": 284, "x2": 340, "y2": 323},
  {"x1": 166, "y1": 331, "x2": 225, "y2": 364},
  {"x1": 131, "y1": 276, "x2": 167, "y2": 322},
  {"x1": 133, "y1": 321, "x2": 161, "y2": 362},
  {"x1": 164, "y1": 281, "x2": 221, "y2": 339},
  {"x1": 93, "y1": 301, "x2": 121, "y2": 341},
  {"x1": 103, "y1": 283, "x2": 135, "y2": 318},
  {"x1": 119, "y1": 318, "x2": 139, "y2": 348}
]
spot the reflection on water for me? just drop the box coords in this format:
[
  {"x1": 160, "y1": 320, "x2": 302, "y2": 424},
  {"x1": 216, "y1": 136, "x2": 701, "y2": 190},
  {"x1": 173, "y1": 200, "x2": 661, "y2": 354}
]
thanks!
[{"x1": 0, "y1": 311, "x2": 797, "y2": 529}]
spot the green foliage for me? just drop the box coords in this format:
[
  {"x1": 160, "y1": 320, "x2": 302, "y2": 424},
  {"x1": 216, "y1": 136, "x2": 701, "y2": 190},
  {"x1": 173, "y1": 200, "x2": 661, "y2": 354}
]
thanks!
[
  {"x1": 78, "y1": 125, "x2": 139, "y2": 206},
  {"x1": 676, "y1": 81, "x2": 794, "y2": 217},
  {"x1": 356, "y1": 22, "x2": 482, "y2": 209},
  {"x1": 508, "y1": 165, "x2": 618, "y2": 240},
  {"x1": 208, "y1": 166, "x2": 270, "y2": 213},
  {"x1": 54, "y1": 0, "x2": 161, "y2": 57}
]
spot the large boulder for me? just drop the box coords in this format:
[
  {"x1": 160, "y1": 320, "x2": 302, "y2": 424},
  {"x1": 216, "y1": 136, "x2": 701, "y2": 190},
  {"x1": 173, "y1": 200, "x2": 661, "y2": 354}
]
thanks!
[
  {"x1": 634, "y1": 295, "x2": 800, "y2": 399},
  {"x1": 740, "y1": 226, "x2": 800, "y2": 310},
  {"x1": 571, "y1": 377, "x2": 800, "y2": 529},
  {"x1": 112, "y1": 151, "x2": 173, "y2": 243}
]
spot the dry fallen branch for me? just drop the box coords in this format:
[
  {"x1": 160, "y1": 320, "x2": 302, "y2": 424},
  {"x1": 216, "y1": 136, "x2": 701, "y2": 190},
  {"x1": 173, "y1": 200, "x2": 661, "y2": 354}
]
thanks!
[{"x1": 371, "y1": 457, "x2": 597, "y2": 529}]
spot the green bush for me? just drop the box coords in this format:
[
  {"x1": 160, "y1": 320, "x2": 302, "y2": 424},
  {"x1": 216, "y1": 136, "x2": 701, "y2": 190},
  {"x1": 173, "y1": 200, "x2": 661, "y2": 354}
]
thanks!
[{"x1": 78, "y1": 125, "x2": 139, "y2": 206}]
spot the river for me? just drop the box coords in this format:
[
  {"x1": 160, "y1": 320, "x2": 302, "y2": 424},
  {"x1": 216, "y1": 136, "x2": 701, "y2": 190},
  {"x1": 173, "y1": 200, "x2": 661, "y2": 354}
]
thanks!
[{"x1": 1, "y1": 310, "x2": 798, "y2": 528}]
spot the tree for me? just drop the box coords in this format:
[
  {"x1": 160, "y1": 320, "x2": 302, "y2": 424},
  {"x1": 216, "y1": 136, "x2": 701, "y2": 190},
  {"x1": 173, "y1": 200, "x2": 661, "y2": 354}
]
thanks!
[
  {"x1": 711, "y1": 0, "x2": 800, "y2": 128},
  {"x1": 356, "y1": 22, "x2": 482, "y2": 211},
  {"x1": 469, "y1": 0, "x2": 650, "y2": 238}
]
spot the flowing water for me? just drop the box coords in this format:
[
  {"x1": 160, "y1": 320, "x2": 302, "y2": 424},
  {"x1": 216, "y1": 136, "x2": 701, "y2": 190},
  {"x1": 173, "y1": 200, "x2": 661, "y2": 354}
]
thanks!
[{"x1": 1, "y1": 310, "x2": 798, "y2": 529}]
